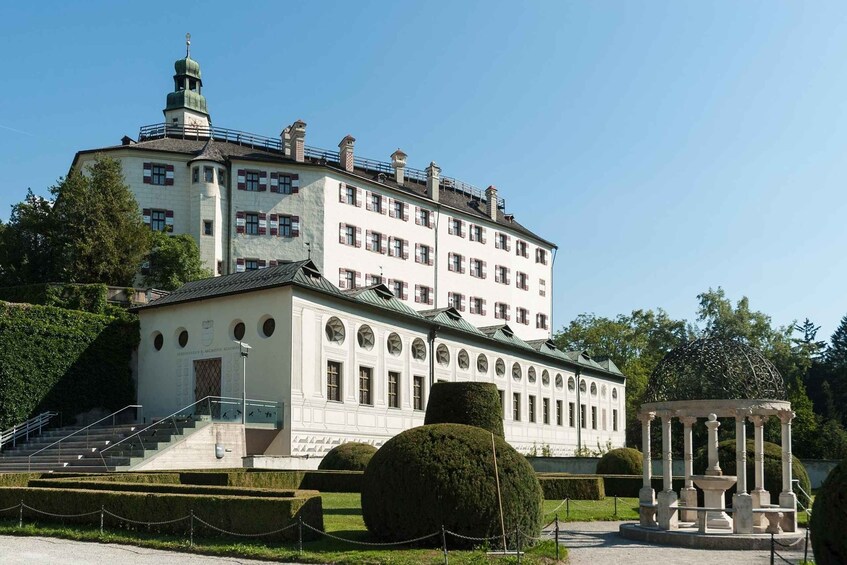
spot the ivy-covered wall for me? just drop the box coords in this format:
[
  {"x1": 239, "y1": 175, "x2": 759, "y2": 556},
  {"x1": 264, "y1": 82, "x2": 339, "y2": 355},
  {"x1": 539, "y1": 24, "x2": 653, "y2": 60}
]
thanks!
[
  {"x1": 0, "y1": 302, "x2": 138, "y2": 428},
  {"x1": 0, "y1": 283, "x2": 109, "y2": 315}
]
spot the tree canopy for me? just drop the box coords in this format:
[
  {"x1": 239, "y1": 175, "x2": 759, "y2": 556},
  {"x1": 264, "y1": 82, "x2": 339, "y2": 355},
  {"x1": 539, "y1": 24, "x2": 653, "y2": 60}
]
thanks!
[{"x1": 142, "y1": 231, "x2": 211, "y2": 291}]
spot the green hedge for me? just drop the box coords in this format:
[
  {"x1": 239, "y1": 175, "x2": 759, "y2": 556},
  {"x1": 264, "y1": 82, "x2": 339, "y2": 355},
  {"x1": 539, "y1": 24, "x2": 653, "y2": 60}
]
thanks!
[
  {"x1": 0, "y1": 283, "x2": 109, "y2": 314},
  {"x1": 318, "y1": 443, "x2": 376, "y2": 471},
  {"x1": 179, "y1": 470, "x2": 364, "y2": 493},
  {"x1": 28, "y1": 479, "x2": 307, "y2": 498},
  {"x1": 811, "y1": 459, "x2": 847, "y2": 565},
  {"x1": 537, "y1": 475, "x2": 605, "y2": 500},
  {"x1": 598, "y1": 475, "x2": 686, "y2": 498},
  {"x1": 0, "y1": 486, "x2": 322, "y2": 541},
  {"x1": 597, "y1": 448, "x2": 642, "y2": 475},
  {"x1": 0, "y1": 302, "x2": 138, "y2": 428},
  {"x1": 424, "y1": 382, "x2": 505, "y2": 437}
]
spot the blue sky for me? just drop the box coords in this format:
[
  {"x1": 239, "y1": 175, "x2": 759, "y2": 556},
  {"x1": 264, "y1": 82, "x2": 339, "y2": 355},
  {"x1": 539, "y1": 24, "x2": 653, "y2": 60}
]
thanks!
[{"x1": 1, "y1": 1, "x2": 846, "y2": 340}]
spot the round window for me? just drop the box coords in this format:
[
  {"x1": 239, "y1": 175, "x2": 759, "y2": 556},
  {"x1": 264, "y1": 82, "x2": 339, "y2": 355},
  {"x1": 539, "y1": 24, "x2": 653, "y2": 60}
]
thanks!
[
  {"x1": 555, "y1": 373, "x2": 563, "y2": 389},
  {"x1": 528, "y1": 367, "x2": 537, "y2": 384},
  {"x1": 153, "y1": 332, "x2": 163, "y2": 351},
  {"x1": 568, "y1": 377, "x2": 575, "y2": 391},
  {"x1": 542, "y1": 370, "x2": 550, "y2": 386},
  {"x1": 580, "y1": 380, "x2": 587, "y2": 393},
  {"x1": 357, "y1": 325, "x2": 375, "y2": 350},
  {"x1": 512, "y1": 363, "x2": 522, "y2": 382},
  {"x1": 458, "y1": 349, "x2": 469, "y2": 370},
  {"x1": 590, "y1": 383, "x2": 597, "y2": 396},
  {"x1": 477, "y1": 354, "x2": 489, "y2": 374},
  {"x1": 612, "y1": 388, "x2": 618, "y2": 401},
  {"x1": 262, "y1": 317, "x2": 275, "y2": 338},
  {"x1": 387, "y1": 332, "x2": 403, "y2": 356},
  {"x1": 325, "y1": 317, "x2": 345, "y2": 345},
  {"x1": 495, "y1": 358, "x2": 505, "y2": 377},
  {"x1": 233, "y1": 322, "x2": 246, "y2": 341},
  {"x1": 436, "y1": 344, "x2": 450, "y2": 367},
  {"x1": 412, "y1": 338, "x2": 427, "y2": 361},
  {"x1": 178, "y1": 330, "x2": 188, "y2": 348}
]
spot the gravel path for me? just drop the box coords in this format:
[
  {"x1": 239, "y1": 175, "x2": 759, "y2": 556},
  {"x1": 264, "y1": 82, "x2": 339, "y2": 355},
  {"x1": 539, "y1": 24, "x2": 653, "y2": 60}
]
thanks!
[
  {"x1": 0, "y1": 536, "x2": 294, "y2": 565},
  {"x1": 559, "y1": 521, "x2": 810, "y2": 565}
]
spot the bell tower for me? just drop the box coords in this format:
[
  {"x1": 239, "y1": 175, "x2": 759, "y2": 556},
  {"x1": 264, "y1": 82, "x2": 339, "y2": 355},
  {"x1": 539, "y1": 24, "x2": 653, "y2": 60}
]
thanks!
[{"x1": 164, "y1": 33, "x2": 211, "y2": 132}]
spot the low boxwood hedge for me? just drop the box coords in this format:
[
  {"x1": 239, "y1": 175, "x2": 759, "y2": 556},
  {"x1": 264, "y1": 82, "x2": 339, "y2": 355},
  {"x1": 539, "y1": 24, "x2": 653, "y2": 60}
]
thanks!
[
  {"x1": 536, "y1": 475, "x2": 604, "y2": 500},
  {"x1": 28, "y1": 479, "x2": 306, "y2": 498},
  {"x1": 0, "y1": 486, "x2": 322, "y2": 541},
  {"x1": 179, "y1": 470, "x2": 364, "y2": 493}
]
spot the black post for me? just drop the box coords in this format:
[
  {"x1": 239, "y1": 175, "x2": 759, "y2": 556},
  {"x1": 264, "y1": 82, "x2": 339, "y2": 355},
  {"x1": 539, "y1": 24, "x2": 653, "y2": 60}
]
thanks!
[
  {"x1": 555, "y1": 513, "x2": 560, "y2": 561},
  {"x1": 804, "y1": 526, "x2": 809, "y2": 564},
  {"x1": 566, "y1": 498, "x2": 570, "y2": 519},
  {"x1": 614, "y1": 495, "x2": 618, "y2": 517},
  {"x1": 770, "y1": 532, "x2": 774, "y2": 565},
  {"x1": 298, "y1": 516, "x2": 303, "y2": 555},
  {"x1": 190, "y1": 510, "x2": 194, "y2": 547},
  {"x1": 100, "y1": 505, "x2": 104, "y2": 536},
  {"x1": 18, "y1": 501, "x2": 22, "y2": 528},
  {"x1": 441, "y1": 524, "x2": 448, "y2": 565}
]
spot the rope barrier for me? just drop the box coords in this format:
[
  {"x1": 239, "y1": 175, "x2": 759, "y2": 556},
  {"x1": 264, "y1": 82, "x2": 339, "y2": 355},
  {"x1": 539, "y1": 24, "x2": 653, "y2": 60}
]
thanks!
[
  {"x1": 444, "y1": 529, "x2": 502, "y2": 542},
  {"x1": 545, "y1": 498, "x2": 568, "y2": 516},
  {"x1": 21, "y1": 504, "x2": 101, "y2": 518},
  {"x1": 0, "y1": 504, "x2": 21, "y2": 514},
  {"x1": 303, "y1": 522, "x2": 439, "y2": 546},
  {"x1": 193, "y1": 515, "x2": 298, "y2": 538},
  {"x1": 103, "y1": 509, "x2": 190, "y2": 526}
]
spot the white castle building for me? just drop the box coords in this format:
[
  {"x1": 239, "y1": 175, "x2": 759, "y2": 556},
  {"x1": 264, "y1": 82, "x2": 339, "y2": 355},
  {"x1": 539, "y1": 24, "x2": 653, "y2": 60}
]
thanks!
[{"x1": 73, "y1": 40, "x2": 626, "y2": 460}]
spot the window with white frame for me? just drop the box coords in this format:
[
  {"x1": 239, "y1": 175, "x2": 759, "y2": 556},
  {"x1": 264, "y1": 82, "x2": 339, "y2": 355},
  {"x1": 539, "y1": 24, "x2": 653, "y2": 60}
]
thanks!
[
  {"x1": 391, "y1": 238, "x2": 404, "y2": 258},
  {"x1": 495, "y1": 302, "x2": 509, "y2": 320},
  {"x1": 278, "y1": 215, "x2": 292, "y2": 237},
  {"x1": 413, "y1": 376, "x2": 425, "y2": 410},
  {"x1": 449, "y1": 253, "x2": 463, "y2": 273},
  {"x1": 393, "y1": 200, "x2": 404, "y2": 218},
  {"x1": 496, "y1": 232, "x2": 509, "y2": 250},
  {"x1": 418, "y1": 208, "x2": 431, "y2": 227},
  {"x1": 370, "y1": 231, "x2": 383, "y2": 253},
  {"x1": 516, "y1": 271, "x2": 528, "y2": 290},
  {"x1": 151, "y1": 210, "x2": 166, "y2": 232},
  {"x1": 516, "y1": 307, "x2": 529, "y2": 325},
  {"x1": 539, "y1": 279, "x2": 546, "y2": 297},
  {"x1": 513, "y1": 393, "x2": 521, "y2": 421},
  {"x1": 345, "y1": 185, "x2": 356, "y2": 205}
]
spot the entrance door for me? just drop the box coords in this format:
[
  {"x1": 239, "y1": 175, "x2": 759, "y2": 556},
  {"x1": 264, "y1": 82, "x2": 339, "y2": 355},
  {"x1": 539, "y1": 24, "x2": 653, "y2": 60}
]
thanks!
[{"x1": 194, "y1": 358, "x2": 222, "y2": 418}]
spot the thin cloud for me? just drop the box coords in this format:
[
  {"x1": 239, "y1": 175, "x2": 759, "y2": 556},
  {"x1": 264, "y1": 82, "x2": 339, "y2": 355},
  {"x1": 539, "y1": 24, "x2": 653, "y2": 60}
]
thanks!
[{"x1": 0, "y1": 124, "x2": 35, "y2": 137}]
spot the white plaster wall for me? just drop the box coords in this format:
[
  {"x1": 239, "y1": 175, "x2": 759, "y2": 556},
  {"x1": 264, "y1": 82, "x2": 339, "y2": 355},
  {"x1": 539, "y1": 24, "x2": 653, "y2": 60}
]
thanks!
[{"x1": 131, "y1": 423, "x2": 245, "y2": 471}]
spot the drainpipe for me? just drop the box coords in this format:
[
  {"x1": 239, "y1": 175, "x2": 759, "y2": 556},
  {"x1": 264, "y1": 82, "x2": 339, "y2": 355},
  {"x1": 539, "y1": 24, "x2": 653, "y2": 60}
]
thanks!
[
  {"x1": 550, "y1": 247, "x2": 558, "y2": 338},
  {"x1": 225, "y1": 161, "x2": 233, "y2": 274},
  {"x1": 576, "y1": 368, "x2": 582, "y2": 452},
  {"x1": 428, "y1": 327, "x2": 438, "y2": 388}
]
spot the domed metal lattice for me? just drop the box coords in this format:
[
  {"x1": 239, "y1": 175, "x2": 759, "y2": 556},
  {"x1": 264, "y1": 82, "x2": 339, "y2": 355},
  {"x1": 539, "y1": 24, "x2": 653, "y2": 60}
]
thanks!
[{"x1": 646, "y1": 337, "x2": 785, "y2": 402}]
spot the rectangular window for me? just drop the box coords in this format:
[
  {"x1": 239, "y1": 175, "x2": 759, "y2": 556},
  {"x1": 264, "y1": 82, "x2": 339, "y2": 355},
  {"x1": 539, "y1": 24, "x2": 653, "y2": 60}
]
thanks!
[
  {"x1": 516, "y1": 308, "x2": 529, "y2": 325},
  {"x1": 556, "y1": 400, "x2": 563, "y2": 426},
  {"x1": 279, "y1": 175, "x2": 292, "y2": 194},
  {"x1": 413, "y1": 376, "x2": 425, "y2": 411},
  {"x1": 613, "y1": 409, "x2": 619, "y2": 432},
  {"x1": 359, "y1": 367, "x2": 372, "y2": 405},
  {"x1": 516, "y1": 240, "x2": 528, "y2": 257},
  {"x1": 470, "y1": 297, "x2": 484, "y2": 315},
  {"x1": 536, "y1": 248, "x2": 548, "y2": 264},
  {"x1": 393, "y1": 201, "x2": 404, "y2": 218},
  {"x1": 388, "y1": 371, "x2": 400, "y2": 408},
  {"x1": 513, "y1": 393, "x2": 521, "y2": 421},
  {"x1": 471, "y1": 225, "x2": 483, "y2": 242},
  {"x1": 516, "y1": 272, "x2": 528, "y2": 290},
  {"x1": 499, "y1": 390, "x2": 505, "y2": 418},
  {"x1": 495, "y1": 265, "x2": 510, "y2": 285},
  {"x1": 327, "y1": 361, "x2": 342, "y2": 402},
  {"x1": 448, "y1": 292, "x2": 464, "y2": 311},
  {"x1": 449, "y1": 253, "x2": 462, "y2": 272},
  {"x1": 419, "y1": 209, "x2": 431, "y2": 227},
  {"x1": 344, "y1": 270, "x2": 356, "y2": 289},
  {"x1": 569, "y1": 402, "x2": 575, "y2": 427},
  {"x1": 451, "y1": 218, "x2": 462, "y2": 236},
  {"x1": 371, "y1": 232, "x2": 382, "y2": 253},
  {"x1": 392, "y1": 280, "x2": 404, "y2": 298},
  {"x1": 203, "y1": 220, "x2": 213, "y2": 236},
  {"x1": 543, "y1": 398, "x2": 550, "y2": 425},
  {"x1": 346, "y1": 185, "x2": 356, "y2": 205},
  {"x1": 246, "y1": 213, "x2": 259, "y2": 235},
  {"x1": 540, "y1": 279, "x2": 546, "y2": 297},
  {"x1": 420, "y1": 245, "x2": 431, "y2": 265},
  {"x1": 192, "y1": 166, "x2": 199, "y2": 183},
  {"x1": 417, "y1": 285, "x2": 433, "y2": 305},
  {"x1": 151, "y1": 210, "x2": 166, "y2": 232},
  {"x1": 218, "y1": 168, "x2": 226, "y2": 186},
  {"x1": 371, "y1": 194, "x2": 382, "y2": 213},
  {"x1": 204, "y1": 166, "x2": 214, "y2": 183},
  {"x1": 602, "y1": 408, "x2": 607, "y2": 431},
  {"x1": 151, "y1": 165, "x2": 167, "y2": 186},
  {"x1": 278, "y1": 216, "x2": 292, "y2": 237},
  {"x1": 496, "y1": 232, "x2": 509, "y2": 250},
  {"x1": 536, "y1": 314, "x2": 548, "y2": 330},
  {"x1": 495, "y1": 302, "x2": 509, "y2": 320},
  {"x1": 528, "y1": 395, "x2": 536, "y2": 423},
  {"x1": 246, "y1": 259, "x2": 259, "y2": 271},
  {"x1": 345, "y1": 225, "x2": 356, "y2": 245},
  {"x1": 591, "y1": 406, "x2": 597, "y2": 430},
  {"x1": 246, "y1": 171, "x2": 260, "y2": 191},
  {"x1": 470, "y1": 259, "x2": 483, "y2": 278},
  {"x1": 370, "y1": 274, "x2": 383, "y2": 286},
  {"x1": 392, "y1": 238, "x2": 403, "y2": 258},
  {"x1": 581, "y1": 404, "x2": 587, "y2": 429}
]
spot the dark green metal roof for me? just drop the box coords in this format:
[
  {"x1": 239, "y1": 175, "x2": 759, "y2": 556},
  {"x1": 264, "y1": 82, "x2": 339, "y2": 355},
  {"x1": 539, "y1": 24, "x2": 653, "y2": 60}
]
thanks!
[
  {"x1": 166, "y1": 89, "x2": 208, "y2": 114},
  {"x1": 478, "y1": 324, "x2": 536, "y2": 351},
  {"x1": 419, "y1": 308, "x2": 486, "y2": 336},
  {"x1": 175, "y1": 57, "x2": 201, "y2": 79},
  {"x1": 344, "y1": 285, "x2": 419, "y2": 316}
]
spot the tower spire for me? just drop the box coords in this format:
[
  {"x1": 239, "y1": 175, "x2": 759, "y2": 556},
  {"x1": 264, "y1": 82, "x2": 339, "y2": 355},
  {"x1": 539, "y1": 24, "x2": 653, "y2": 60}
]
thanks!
[{"x1": 186, "y1": 32, "x2": 191, "y2": 58}]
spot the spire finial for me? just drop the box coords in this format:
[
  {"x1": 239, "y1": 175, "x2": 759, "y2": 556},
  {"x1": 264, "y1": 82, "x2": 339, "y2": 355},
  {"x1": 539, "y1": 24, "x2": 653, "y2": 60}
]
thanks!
[{"x1": 185, "y1": 32, "x2": 191, "y2": 58}]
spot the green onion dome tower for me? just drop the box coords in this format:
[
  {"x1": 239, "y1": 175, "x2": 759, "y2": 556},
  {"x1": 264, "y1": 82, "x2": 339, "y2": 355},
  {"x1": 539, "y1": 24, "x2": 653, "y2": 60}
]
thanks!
[{"x1": 164, "y1": 33, "x2": 211, "y2": 132}]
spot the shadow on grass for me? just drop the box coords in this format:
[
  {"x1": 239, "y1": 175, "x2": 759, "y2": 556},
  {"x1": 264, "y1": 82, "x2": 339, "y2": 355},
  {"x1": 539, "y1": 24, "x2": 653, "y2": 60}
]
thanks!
[{"x1": 322, "y1": 508, "x2": 362, "y2": 516}]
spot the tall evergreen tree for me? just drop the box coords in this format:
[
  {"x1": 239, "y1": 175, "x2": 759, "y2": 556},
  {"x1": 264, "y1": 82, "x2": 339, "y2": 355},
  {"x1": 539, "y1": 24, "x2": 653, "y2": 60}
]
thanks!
[{"x1": 826, "y1": 315, "x2": 847, "y2": 370}]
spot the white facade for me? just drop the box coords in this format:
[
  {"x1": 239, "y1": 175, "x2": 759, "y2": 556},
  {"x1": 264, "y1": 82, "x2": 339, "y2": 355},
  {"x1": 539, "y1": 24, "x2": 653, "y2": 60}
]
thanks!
[{"x1": 135, "y1": 263, "x2": 626, "y2": 457}]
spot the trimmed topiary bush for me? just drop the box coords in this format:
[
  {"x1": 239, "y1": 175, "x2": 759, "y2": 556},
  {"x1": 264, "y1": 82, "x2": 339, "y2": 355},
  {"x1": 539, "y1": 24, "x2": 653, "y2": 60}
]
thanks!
[
  {"x1": 811, "y1": 459, "x2": 847, "y2": 565},
  {"x1": 597, "y1": 448, "x2": 643, "y2": 475},
  {"x1": 318, "y1": 442, "x2": 376, "y2": 471},
  {"x1": 693, "y1": 439, "x2": 811, "y2": 508},
  {"x1": 424, "y1": 382, "x2": 505, "y2": 437},
  {"x1": 362, "y1": 424, "x2": 542, "y2": 548},
  {"x1": 537, "y1": 475, "x2": 604, "y2": 500}
]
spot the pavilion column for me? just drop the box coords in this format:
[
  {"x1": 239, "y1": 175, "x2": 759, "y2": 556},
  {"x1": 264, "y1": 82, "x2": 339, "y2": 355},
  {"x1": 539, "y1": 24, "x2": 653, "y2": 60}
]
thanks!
[
  {"x1": 638, "y1": 412, "x2": 657, "y2": 527},
  {"x1": 656, "y1": 410, "x2": 678, "y2": 530},
  {"x1": 749, "y1": 414, "x2": 770, "y2": 523},
  {"x1": 732, "y1": 410, "x2": 753, "y2": 533},
  {"x1": 680, "y1": 416, "x2": 698, "y2": 522},
  {"x1": 778, "y1": 410, "x2": 797, "y2": 532}
]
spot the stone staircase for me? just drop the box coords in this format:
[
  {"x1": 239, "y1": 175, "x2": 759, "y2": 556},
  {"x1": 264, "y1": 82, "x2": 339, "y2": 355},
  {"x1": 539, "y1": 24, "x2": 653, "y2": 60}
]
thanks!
[{"x1": 0, "y1": 418, "x2": 209, "y2": 473}]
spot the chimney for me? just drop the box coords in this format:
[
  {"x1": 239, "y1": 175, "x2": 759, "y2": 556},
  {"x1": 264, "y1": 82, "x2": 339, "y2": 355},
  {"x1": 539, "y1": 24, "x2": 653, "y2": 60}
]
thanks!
[
  {"x1": 390, "y1": 149, "x2": 407, "y2": 186},
  {"x1": 339, "y1": 135, "x2": 356, "y2": 172},
  {"x1": 426, "y1": 161, "x2": 441, "y2": 202},
  {"x1": 485, "y1": 185, "x2": 499, "y2": 220},
  {"x1": 291, "y1": 120, "x2": 306, "y2": 163},
  {"x1": 281, "y1": 126, "x2": 292, "y2": 157}
]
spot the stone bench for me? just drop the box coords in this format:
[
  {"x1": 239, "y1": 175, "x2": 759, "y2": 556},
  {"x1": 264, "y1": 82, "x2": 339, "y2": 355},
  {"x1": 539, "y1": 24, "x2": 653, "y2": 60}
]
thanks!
[
  {"x1": 752, "y1": 506, "x2": 792, "y2": 534},
  {"x1": 679, "y1": 506, "x2": 735, "y2": 533}
]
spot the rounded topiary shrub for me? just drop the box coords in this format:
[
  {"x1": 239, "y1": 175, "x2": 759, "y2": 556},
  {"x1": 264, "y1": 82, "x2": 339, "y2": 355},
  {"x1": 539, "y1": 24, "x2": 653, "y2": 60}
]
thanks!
[
  {"x1": 693, "y1": 439, "x2": 811, "y2": 508},
  {"x1": 597, "y1": 447, "x2": 643, "y2": 475},
  {"x1": 424, "y1": 382, "x2": 505, "y2": 437},
  {"x1": 362, "y1": 424, "x2": 542, "y2": 548},
  {"x1": 318, "y1": 442, "x2": 376, "y2": 471},
  {"x1": 811, "y1": 459, "x2": 847, "y2": 565}
]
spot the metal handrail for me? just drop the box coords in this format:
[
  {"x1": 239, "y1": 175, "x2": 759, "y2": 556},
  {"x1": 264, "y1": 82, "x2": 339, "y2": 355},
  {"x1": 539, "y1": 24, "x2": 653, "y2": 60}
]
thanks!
[
  {"x1": 0, "y1": 412, "x2": 58, "y2": 451},
  {"x1": 98, "y1": 396, "x2": 281, "y2": 469},
  {"x1": 27, "y1": 405, "x2": 141, "y2": 472},
  {"x1": 792, "y1": 478, "x2": 813, "y2": 516}
]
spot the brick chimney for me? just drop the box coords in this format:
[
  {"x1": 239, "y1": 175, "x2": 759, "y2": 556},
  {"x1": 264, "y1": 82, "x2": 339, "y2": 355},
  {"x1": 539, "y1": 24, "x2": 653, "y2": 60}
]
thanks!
[
  {"x1": 426, "y1": 162, "x2": 441, "y2": 202},
  {"x1": 391, "y1": 149, "x2": 407, "y2": 186},
  {"x1": 291, "y1": 120, "x2": 306, "y2": 163},
  {"x1": 339, "y1": 135, "x2": 356, "y2": 172},
  {"x1": 485, "y1": 185, "x2": 499, "y2": 220},
  {"x1": 281, "y1": 126, "x2": 292, "y2": 157}
]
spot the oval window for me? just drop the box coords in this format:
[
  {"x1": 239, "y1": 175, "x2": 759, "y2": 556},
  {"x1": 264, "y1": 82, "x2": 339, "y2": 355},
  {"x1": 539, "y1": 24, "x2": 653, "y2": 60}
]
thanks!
[
  {"x1": 412, "y1": 338, "x2": 427, "y2": 361},
  {"x1": 387, "y1": 332, "x2": 403, "y2": 356},
  {"x1": 436, "y1": 344, "x2": 450, "y2": 367},
  {"x1": 495, "y1": 358, "x2": 505, "y2": 377},
  {"x1": 325, "y1": 317, "x2": 345, "y2": 345},
  {"x1": 568, "y1": 377, "x2": 575, "y2": 391},
  {"x1": 580, "y1": 380, "x2": 587, "y2": 393},
  {"x1": 477, "y1": 354, "x2": 489, "y2": 374},
  {"x1": 262, "y1": 317, "x2": 275, "y2": 338},
  {"x1": 233, "y1": 322, "x2": 246, "y2": 341},
  {"x1": 512, "y1": 363, "x2": 522, "y2": 382},
  {"x1": 590, "y1": 383, "x2": 597, "y2": 396},
  {"x1": 528, "y1": 367, "x2": 537, "y2": 384},
  {"x1": 153, "y1": 332, "x2": 163, "y2": 351},
  {"x1": 357, "y1": 325, "x2": 375, "y2": 350},
  {"x1": 458, "y1": 349, "x2": 470, "y2": 370},
  {"x1": 178, "y1": 330, "x2": 188, "y2": 348},
  {"x1": 555, "y1": 374, "x2": 563, "y2": 389},
  {"x1": 542, "y1": 370, "x2": 550, "y2": 386},
  {"x1": 612, "y1": 387, "x2": 618, "y2": 401}
]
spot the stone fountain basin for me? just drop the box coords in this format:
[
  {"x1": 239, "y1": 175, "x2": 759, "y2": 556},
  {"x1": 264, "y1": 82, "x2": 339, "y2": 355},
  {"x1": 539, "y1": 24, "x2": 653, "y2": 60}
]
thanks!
[{"x1": 692, "y1": 474, "x2": 737, "y2": 490}]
